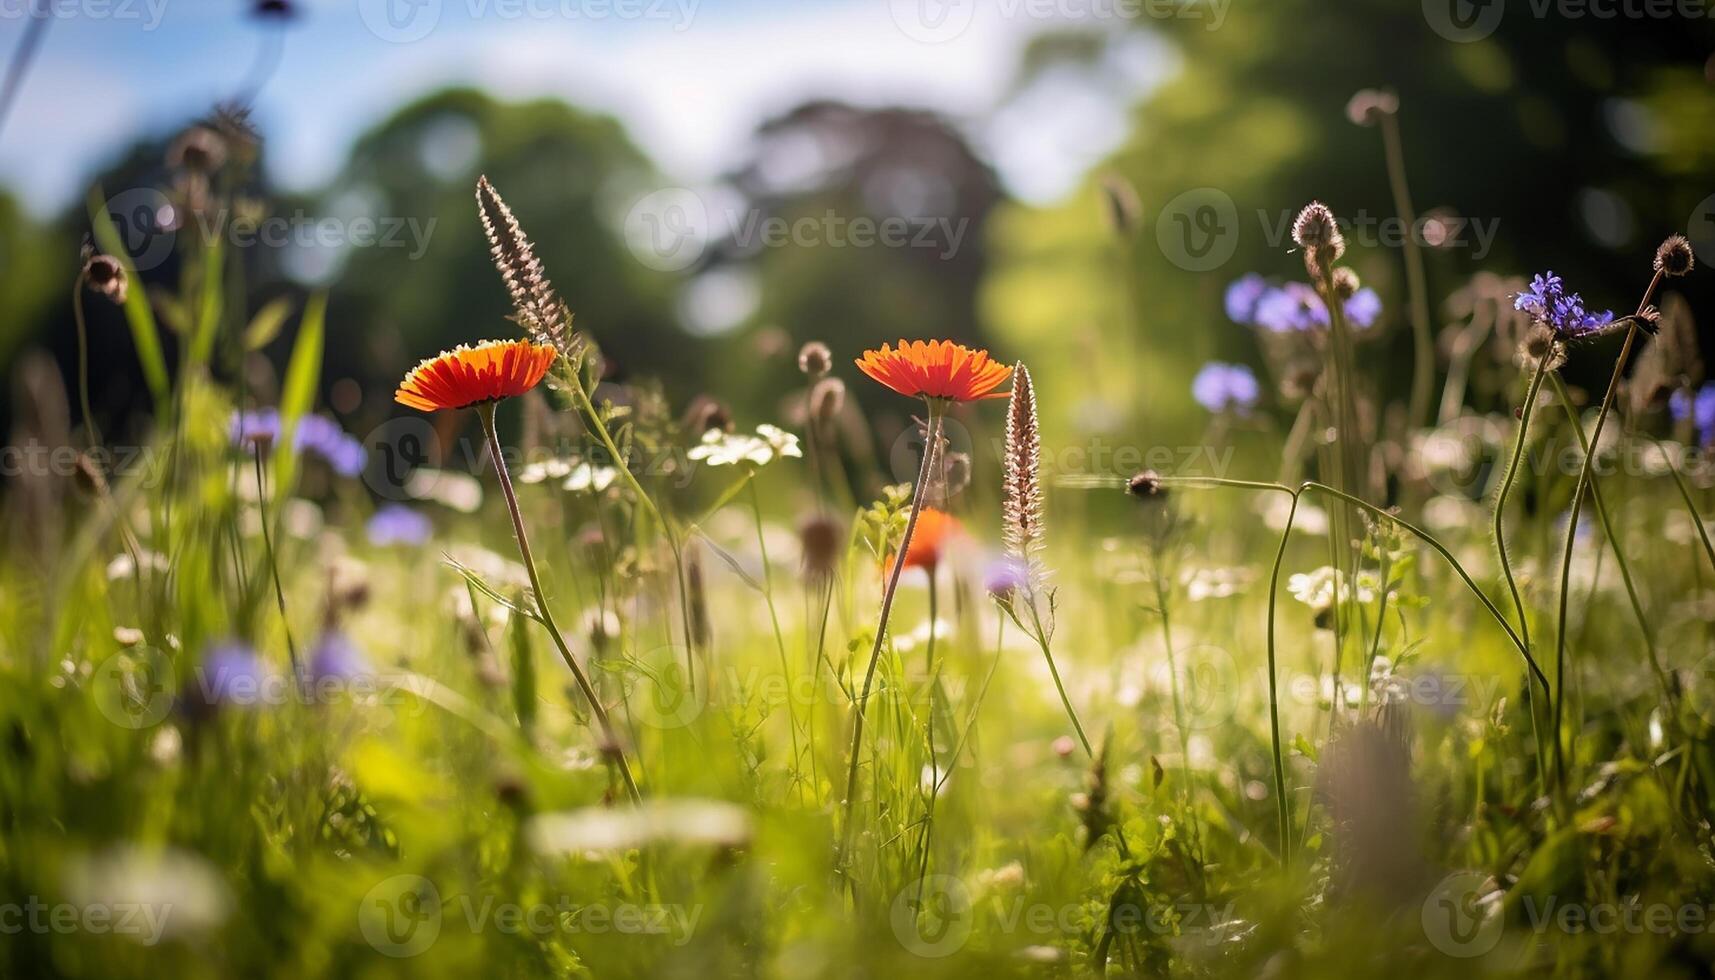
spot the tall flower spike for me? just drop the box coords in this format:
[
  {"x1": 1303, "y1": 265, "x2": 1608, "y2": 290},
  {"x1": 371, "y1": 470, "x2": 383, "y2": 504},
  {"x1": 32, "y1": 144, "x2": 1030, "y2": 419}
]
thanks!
[
  {"x1": 1003, "y1": 362, "x2": 1045, "y2": 572},
  {"x1": 475, "y1": 175, "x2": 572, "y2": 355}
]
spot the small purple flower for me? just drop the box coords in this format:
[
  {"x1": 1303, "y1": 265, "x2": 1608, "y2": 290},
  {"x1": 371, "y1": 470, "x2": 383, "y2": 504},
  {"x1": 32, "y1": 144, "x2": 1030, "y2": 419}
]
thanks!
[
  {"x1": 230, "y1": 409, "x2": 366, "y2": 477},
  {"x1": 1343, "y1": 287, "x2": 1382, "y2": 329},
  {"x1": 1514, "y1": 271, "x2": 1612, "y2": 337},
  {"x1": 1670, "y1": 384, "x2": 1715, "y2": 446},
  {"x1": 304, "y1": 631, "x2": 371, "y2": 686},
  {"x1": 186, "y1": 641, "x2": 274, "y2": 714},
  {"x1": 984, "y1": 556, "x2": 1031, "y2": 599},
  {"x1": 367, "y1": 504, "x2": 432, "y2": 546},
  {"x1": 1225, "y1": 274, "x2": 1269, "y2": 324},
  {"x1": 1192, "y1": 362, "x2": 1260, "y2": 414},
  {"x1": 1252, "y1": 282, "x2": 1327, "y2": 332}
]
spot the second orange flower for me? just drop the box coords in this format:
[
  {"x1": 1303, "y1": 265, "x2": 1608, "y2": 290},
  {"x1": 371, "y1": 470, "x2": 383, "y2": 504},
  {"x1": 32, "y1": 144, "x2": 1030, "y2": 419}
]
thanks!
[{"x1": 855, "y1": 340, "x2": 1011, "y2": 403}]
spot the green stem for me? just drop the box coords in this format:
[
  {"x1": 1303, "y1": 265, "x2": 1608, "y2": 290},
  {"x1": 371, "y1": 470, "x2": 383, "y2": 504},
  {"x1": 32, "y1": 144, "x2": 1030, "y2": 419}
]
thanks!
[
  {"x1": 837, "y1": 403, "x2": 942, "y2": 883},
  {"x1": 1494, "y1": 356, "x2": 1550, "y2": 651},
  {"x1": 749, "y1": 476, "x2": 804, "y2": 800},
  {"x1": 1656, "y1": 436, "x2": 1715, "y2": 574},
  {"x1": 1551, "y1": 269, "x2": 1662, "y2": 792},
  {"x1": 1262, "y1": 488, "x2": 1300, "y2": 865},
  {"x1": 1379, "y1": 109, "x2": 1436, "y2": 432},
  {"x1": 252, "y1": 443, "x2": 298, "y2": 672},
  {"x1": 1547, "y1": 373, "x2": 1670, "y2": 701},
  {"x1": 480, "y1": 403, "x2": 641, "y2": 806},
  {"x1": 71, "y1": 273, "x2": 101, "y2": 449}
]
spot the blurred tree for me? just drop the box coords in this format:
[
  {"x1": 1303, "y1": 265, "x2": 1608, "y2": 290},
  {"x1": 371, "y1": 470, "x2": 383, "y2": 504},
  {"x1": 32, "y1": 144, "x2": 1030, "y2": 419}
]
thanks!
[
  {"x1": 708, "y1": 100, "x2": 1004, "y2": 422},
  {"x1": 983, "y1": 4, "x2": 1715, "y2": 451}
]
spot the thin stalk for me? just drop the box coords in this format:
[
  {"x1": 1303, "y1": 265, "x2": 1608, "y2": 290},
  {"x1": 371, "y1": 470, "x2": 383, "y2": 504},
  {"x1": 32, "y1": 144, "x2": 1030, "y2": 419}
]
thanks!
[
  {"x1": 71, "y1": 274, "x2": 101, "y2": 448},
  {"x1": 1547, "y1": 373, "x2": 1669, "y2": 701},
  {"x1": 749, "y1": 477, "x2": 804, "y2": 800},
  {"x1": 1027, "y1": 597, "x2": 1091, "y2": 757},
  {"x1": 569, "y1": 368, "x2": 699, "y2": 694},
  {"x1": 1551, "y1": 269, "x2": 1663, "y2": 789},
  {"x1": 1494, "y1": 356, "x2": 1551, "y2": 650},
  {"x1": 1153, "y1": 554, "x2": 1194, "y2": 818},
  {"x1": 480, "y1": 403, "x2": 641, "y2": 806},
  {"x1": 837, "y1": 403, "x2": 942, "y2": 882},
  {"x1": 1262, "y1": 488, "x2": 1300, "y2": 864},
  {"x1": 252, "y1": 443, "x2": 298, "y2": 672},
  {"x1": 1378, "y1": 109, "x2": 1436, "y2": 431}
]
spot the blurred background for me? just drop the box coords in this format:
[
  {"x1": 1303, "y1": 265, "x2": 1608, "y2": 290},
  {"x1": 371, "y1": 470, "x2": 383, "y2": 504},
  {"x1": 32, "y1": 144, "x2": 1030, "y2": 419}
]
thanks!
[{"x1": 4, "y1": 0, "x2": 1715, "y2": 457}]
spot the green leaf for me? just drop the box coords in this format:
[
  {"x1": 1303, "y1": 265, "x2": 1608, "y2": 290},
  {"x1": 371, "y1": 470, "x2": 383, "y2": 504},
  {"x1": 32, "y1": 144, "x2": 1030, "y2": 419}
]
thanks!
[
  {"x1": 189, "y1": 234, "x2": 224, "y2": 365},
  {"x1": 271, "y1": 292, "x2": 326, "y2": 497},
  {"x1": 242, "y1": 296, "x2": 295, "y2": 352},
  {"x1": 85, "y1": 188, "x2": 169, "y2": 409},
  {"x1": 509, "y1": 599, "x2": 538, "y2": 737}
]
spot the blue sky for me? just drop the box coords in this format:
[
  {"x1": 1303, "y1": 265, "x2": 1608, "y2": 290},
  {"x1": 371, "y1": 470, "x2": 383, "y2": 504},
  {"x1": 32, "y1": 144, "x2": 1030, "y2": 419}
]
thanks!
[{"x1": 2, "y1": 0, "x2": 1172, "y2": 217}]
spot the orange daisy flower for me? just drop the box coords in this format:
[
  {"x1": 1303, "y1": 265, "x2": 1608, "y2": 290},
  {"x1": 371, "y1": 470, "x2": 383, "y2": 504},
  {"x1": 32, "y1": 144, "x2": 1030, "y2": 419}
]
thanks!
[
  {"x1": 891, "y1": 507, "x2": 961, "y2": 573},
  {"x1": 855, "y1": 340, "x2": 1011, "y2": 402},
  {"x1": 395, "y1": 339, "x2": 557, "y2": 412}
]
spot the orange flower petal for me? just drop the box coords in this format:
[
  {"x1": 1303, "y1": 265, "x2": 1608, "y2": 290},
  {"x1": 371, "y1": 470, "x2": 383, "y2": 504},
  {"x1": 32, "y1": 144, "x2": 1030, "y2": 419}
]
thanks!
[
  {"x1": 394, "y1": 339, "x2": 557, "y2": 412},
  {"x1": 854, "y1": 339, "x2": 1011, "y2": 402}
]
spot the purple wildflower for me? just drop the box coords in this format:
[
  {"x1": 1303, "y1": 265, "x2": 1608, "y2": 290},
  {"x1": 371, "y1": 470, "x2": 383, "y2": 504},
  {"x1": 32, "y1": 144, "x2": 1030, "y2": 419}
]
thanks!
[
  {"x1": 1252, "y1": 282, "x2": 1328, "y2": 332},
  {"x1": 185, "y1": 641, "x2": 274, "y2": 715},
  {"x1": 366, "y1": 504, "x2": 432, "y2": 546},
  {"x1": 1514, "y1": 271, "x2": 1612, "y2": 337},
  {"x1": 1344, "y1": 287, "x2": 1382, "y2": 329},
  {"x1": 230, "y1": 409, "x2": 366, "y2": 477},
  {"x1": 1225, "y1": 274, "x2": 1269, "y2": 324},
  {"x1": 1670, "y1": 384, "x2": 1715, "y2": 446},
  {"x1": 1191, "y1": 362, "x2": 1260, "y2": 414},
  {"x1": 984, "y1": 556, "x2": 1030, "y2": 599},
  {"x1": 304, "y1": 631, "x2": 371, "y2": 686}
]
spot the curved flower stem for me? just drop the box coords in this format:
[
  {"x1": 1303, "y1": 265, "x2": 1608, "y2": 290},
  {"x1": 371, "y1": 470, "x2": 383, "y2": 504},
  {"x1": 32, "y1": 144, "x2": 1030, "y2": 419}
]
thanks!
[
  {"x1": 1262, "y1": 488, "x2": 1300, "y2": 865},
  {"x1": 568, "y1": 367, "x2": 699, "y2": 695},
  {"x1": 252, "y1": 443, "x2": 298, "y2": 672},
  {"x1": 71, "y1": 273, "x2": 102, "y2": 449},
  {"x1": 1546, "y1": 374, "x2": 1670, "y2": 701},
  {"x1": 1026, "y1": 598, "x2": 1090, "y2": 757},
  {"x1": 480, "y1": 403, "x2": 642, "y2": 806},
  {"x1": 1655, "y1": 436, "x2": 1715, "y2": 574},
  {"x1": 749, "y1": 476, "x2": 804, "y2": 801},
  {"x1": 1378, "y1": 109, "x2": 1436, "y2": 432},
  {"x1": 1551, "y1": 269, "x2": 1662, "y2": 792},
  {"x1": 1158, "y1": 476, "x2": 1551, "y2": 806},
  {"x1": 1494, "y1": 356, "x2": 1551, "y2": 651},
  {"x1": 837, "y1": 402, "x2": 942, "y2": 884}
]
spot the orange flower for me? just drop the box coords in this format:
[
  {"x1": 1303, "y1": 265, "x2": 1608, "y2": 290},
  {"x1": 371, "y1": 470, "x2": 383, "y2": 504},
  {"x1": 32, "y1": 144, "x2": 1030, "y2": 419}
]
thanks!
[
  {"x1": 892, "y1": 507, "x2": 960, "y2": 573},
  {"x1": 394, "y1": 339, "x2": 557, "y2": 412},
  {"x1": 856, "y1": 340, "x2": 1012, "y2": 402}
]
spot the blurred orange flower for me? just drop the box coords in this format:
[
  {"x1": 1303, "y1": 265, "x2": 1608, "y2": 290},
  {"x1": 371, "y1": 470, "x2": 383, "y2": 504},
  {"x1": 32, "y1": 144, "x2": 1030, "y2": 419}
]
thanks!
[
  {"x1": 855, "y1": 340, "x2": 1011, "y2": 402},
  {"x1": 395, "y1": 339, "x2": 557, "y2": 412},
  {"x1": 892, "y1": 507, "x2": 960, "y2": 573}
]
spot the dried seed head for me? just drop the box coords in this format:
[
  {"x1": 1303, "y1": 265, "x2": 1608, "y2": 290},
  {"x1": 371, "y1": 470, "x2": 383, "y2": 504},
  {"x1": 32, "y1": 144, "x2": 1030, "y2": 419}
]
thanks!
[
  {"x1": 168, "y1": 126, "x2": 226, "y2": 173},
  {"x1": 810, "y1": 377, "x2": 846, "y2": 425},
  {"x1": 683, "y1": 395, "x2": 733, "y2": 435},
  {"x1": 1345, "y1": 88, "x2": 1398, "y2": 127},
  {"x1": 797, "y1": 341, "x2": 832, "y2": 378},
  {"x1": 1126, "y1": 470, "x2": 1164, "y2": 500},
  {"x1": 798, "y1": 514, "x2": 843, "y2": 584},
  {"x1": 475, "y1": 175, "x2": 573, "y2": 355},
  {"x1": 1002, "y1": 363, "x2": 1046, "y2": 571},
  {"x1": 82, "y1": 251, "x2": 128, "y2": 305},
  {"x1": 1293, "y1": 201, "x2": 1342, "y2": 251},
  {"x1": 1655, "y1": 233, "x2": 1695, "y2": 278},
  {"x1": 1331, "y1": 267, "x2": 1361, "y2": 301}
]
